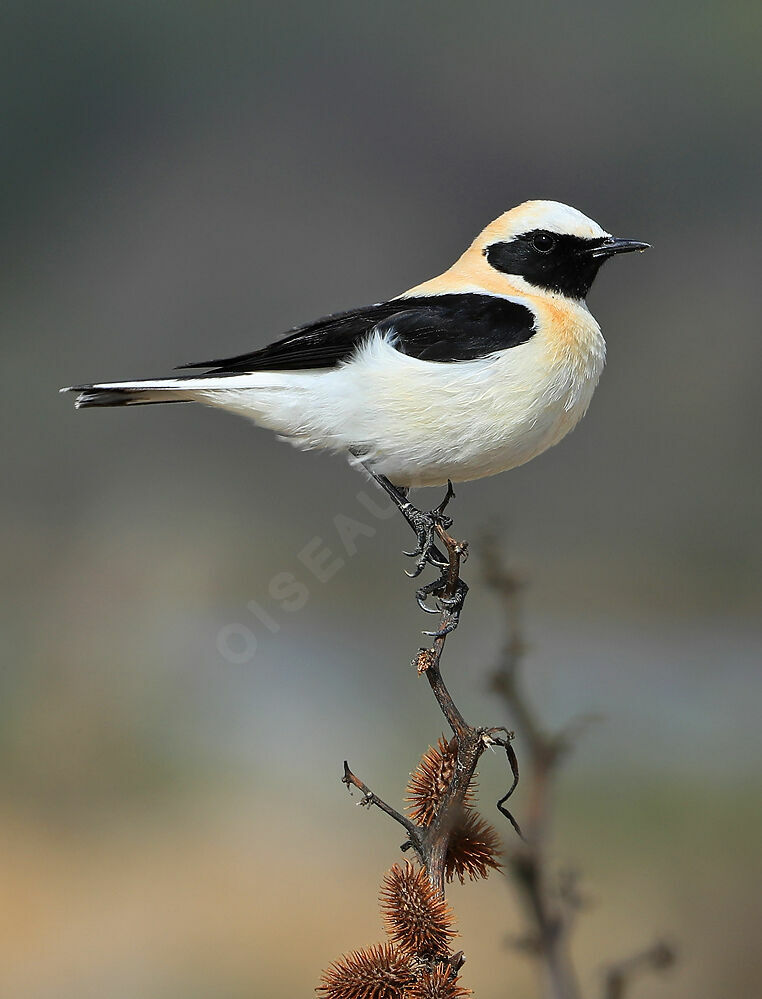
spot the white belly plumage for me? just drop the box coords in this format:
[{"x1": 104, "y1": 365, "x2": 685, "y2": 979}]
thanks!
[{"x1": 190, "y1": 310, "x2": 606, "y2": 487}]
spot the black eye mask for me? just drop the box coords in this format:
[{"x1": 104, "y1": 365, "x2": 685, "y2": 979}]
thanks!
[{"x1": 484, "y1": 230, "x2": 607, "y2": 299}]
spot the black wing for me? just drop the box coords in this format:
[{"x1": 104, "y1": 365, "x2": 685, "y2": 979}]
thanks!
[{"x1": 178, "y1": 294, "x2": 536, "y2": 374}]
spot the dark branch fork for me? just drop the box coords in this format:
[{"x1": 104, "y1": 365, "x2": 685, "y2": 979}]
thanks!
[{"x1": 342, "y1": 485, "x2": 521, "y2": 896}]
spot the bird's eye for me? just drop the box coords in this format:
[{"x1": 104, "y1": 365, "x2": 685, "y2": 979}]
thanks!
[{"x1": 531, "y1": 231, "x2": 556, "y2": 253}]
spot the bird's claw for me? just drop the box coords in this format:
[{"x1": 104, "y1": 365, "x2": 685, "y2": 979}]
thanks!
[
  {"x1": 423, "y1": 619, "x2": 459, "y2": 639},
  {"x1": 376, "y1": 476, "x2": 466, "y2": 633},
  {"x1": 401, "y1": 480, "x2": 457, "y2": 576},
  {"x1": 428, "y1": 554, "x2": 450, "y2": 569},
  {"x1": 402, "y1": 524, "x2": 445, "y2": 576},
  {"x1": 416, "y1": 576, "x2": 469, "y2": 634},
  {"x1": 416, "y1": 582, "x2": 442, "y2": 614},
  {"x1": 403, "y1": 546, "x2": 449, "y2": 569},
  {"x1": 439, "y1": 592, "x2": 462, "y2": 609}
]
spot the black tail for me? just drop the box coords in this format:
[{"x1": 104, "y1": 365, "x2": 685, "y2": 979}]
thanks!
[{"x1": 63, "y1": 384, "x2": 189, "y2": 409}]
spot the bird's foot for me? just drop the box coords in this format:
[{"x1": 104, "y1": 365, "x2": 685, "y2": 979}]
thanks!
[
  {"x1": 418, "y1": 575, "x2": 469, "y2": 637},
  {"x1": 361, "y1": 469, "x2": 467, "y2": 635},
  {"x1": 402, "y1": 481, "x2": 456, "y2": 578}
]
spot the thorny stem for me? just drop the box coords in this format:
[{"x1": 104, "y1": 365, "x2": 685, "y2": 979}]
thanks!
[
  {"x1": 342, "y1": 507, "x2": 520, "y2": 900},
  {"x1": 416, "y1": 524, "x2": 470, "y2": 738},
  {"x1": 411, "y1": 520, "x2": 518, "y2": 895}
]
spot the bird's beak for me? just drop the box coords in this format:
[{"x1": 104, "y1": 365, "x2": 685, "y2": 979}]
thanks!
[{"x1": 588, "y1": 237, "x2": 651, "y2": 259}]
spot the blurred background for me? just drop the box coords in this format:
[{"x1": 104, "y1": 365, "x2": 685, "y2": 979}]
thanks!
[{"x1": 2, "y1": 2, "x2": 761, "y2": 996}]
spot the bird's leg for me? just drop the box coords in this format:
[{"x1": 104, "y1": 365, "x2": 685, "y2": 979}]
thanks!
[
  {"x1": 364, "y1": 468, "x2": 468, "y2": 632},
  {"x1": 365, "y1": 472, "x2": 452, "y2": 575}
]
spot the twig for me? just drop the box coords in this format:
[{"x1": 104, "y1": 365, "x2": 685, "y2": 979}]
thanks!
[
  {"x1": 410, "y1": 522, "x2": 521, "y2": 894},
  {"x1": 496, "y1": 739, "x2": 523, "y2": 839},
  {"x1": 340, "y1": 510, "x2": 520, "y2": 899},
  {"x1": 415, "y1": 524, "x2": 470, "y2": 738},
  {"x1": 342, "y1": 761, "x2": 423, "y2": 856}
]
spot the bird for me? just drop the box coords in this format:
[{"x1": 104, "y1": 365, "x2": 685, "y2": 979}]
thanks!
[{"x1": 63, "y1": 200, "x2": 648, "y2": 631}]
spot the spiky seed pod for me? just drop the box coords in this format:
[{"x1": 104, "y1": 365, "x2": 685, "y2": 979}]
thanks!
[
  {"x1": 445, "y1": 809, "x2": 503, "y2": 884},
  {"x1": 406, "y1": 966, "x2": 473, "y2": 999},
  {"x1": 379, "y1": 862, "x2": 457, "y2": 958},
  {"x1": 317, "y1": 942, "x2": 414, "y2": 999},
  {"x1": 406, "y1": 736, "x2": 476, "y2": 826}
]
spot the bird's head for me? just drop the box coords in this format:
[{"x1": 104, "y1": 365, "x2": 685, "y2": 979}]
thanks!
[{"x1": 471, "y1": 201, "x2": 649, "y2": 300}]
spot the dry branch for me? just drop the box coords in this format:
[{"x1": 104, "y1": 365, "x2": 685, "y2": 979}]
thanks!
[
  {"x1": 321, "y1": 509, "x2": 520, "y2": 996},
  {"x1": 482, "y1": 534, "x2": 676, "y2": 999},
  {"x1": 319, "y1": 513, "x2": 676, "y2": 999}
]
